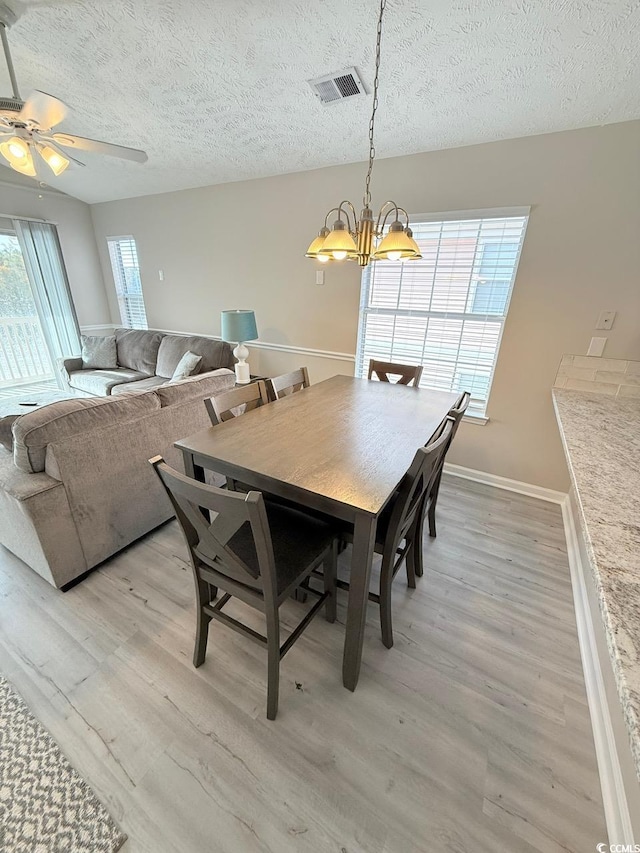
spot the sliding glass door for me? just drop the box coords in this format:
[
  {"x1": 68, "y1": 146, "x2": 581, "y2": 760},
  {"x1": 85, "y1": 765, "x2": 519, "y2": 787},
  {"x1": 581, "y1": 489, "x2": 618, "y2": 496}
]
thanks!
[
  {"x1": 0, "y1": 222, "x2": 56, "y2": 396},
  {"x1": 0, "y1": 217, "x2": 80, "y2": 398}
]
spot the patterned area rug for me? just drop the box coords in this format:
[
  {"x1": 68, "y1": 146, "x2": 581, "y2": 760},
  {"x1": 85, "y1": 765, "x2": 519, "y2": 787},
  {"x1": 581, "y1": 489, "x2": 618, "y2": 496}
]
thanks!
[{"x1": 0, "y1": 677, "x2": 126, "y2": 853}]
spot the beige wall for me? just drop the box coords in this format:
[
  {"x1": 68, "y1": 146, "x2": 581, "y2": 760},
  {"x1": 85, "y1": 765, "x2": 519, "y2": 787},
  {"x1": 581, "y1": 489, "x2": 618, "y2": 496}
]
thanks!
[
  {"x1": 90, "y1": 120, "x2": 640, "y2": 491},
  {"x1": 0, "y1": 179, "x2": 110, "y2": 330}
]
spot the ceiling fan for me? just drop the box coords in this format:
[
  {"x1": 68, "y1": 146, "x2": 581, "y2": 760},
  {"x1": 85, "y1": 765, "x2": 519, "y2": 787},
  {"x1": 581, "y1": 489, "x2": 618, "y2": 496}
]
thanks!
[{"x1": 0, "y1": 2, "x2": 147, "y2": 179}]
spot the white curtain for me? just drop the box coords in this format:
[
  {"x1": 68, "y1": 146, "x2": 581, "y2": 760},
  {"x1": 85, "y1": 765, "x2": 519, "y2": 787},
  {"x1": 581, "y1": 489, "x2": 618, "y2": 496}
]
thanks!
[{"x1": 13, "y1": 220, "x2": 81, "y2": 383}]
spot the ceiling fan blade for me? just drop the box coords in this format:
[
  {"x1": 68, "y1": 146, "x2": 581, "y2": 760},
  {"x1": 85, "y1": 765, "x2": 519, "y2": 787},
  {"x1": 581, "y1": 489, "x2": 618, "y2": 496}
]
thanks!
[
  {"x1": 51, "y1": 133, "x2": 148, "y2": 163},
  {"x1": 19, "y1": 91, "x2": 68, "y2": 129}
]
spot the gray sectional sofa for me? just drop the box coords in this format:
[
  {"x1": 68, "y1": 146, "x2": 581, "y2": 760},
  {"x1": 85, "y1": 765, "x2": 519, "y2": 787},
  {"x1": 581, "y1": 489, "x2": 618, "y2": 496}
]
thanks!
[
  {"x1": 0, "y1": 353, "x2": 236, "y2": 588},
  {"x1": 62, "y1": 328, "x2": 235, "y2": 396}
]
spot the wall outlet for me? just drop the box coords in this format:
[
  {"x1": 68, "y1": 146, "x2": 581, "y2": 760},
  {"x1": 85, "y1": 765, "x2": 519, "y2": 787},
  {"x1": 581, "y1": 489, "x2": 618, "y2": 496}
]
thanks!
[
  {"x1": 587, "y1": 336, "x2": 607, "y2": 357},
  {"x1": 595, "y1": 310, "x2": 616, "y2": 330},
  {"x1": 315, "y1": 270, "x2": 325, "y2": 286}
]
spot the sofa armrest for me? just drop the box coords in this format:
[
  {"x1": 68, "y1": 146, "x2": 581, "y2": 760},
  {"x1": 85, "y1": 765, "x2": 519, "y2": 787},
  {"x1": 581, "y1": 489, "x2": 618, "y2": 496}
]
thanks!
[{"x1": 58, "y1": 356, "x2": 83, "y2": 384}]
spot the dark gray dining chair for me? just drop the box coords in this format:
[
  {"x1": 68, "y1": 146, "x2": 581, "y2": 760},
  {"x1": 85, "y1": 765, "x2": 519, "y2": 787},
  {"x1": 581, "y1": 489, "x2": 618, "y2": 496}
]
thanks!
[
  {"x1": 204, "y1": 380, "x2": 269, "y2": 426},
  {"x1": 423, "y1": 390, "x2": 471, "y2": 538},
  {"x1": 331, "y1": 418, "x2": 453, "y2": 648},
  {"x1": 368, "y1": 358, "x2": 423, "y2": 386},
  {"x1": 268, "y1": 367, "x2": 310, "y2": 401},
  {"x1": 150, "y1": 456, "x2": 339, "y2": 720}
]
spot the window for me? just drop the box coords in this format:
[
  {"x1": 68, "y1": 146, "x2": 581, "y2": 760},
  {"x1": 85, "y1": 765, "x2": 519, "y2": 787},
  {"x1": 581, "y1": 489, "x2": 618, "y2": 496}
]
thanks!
[
  {"x1": 355, "y1": 210, "x2": 528, "y2": 417},
  {"x1": 107, "y1": 236, "x2": 148, "y2": 329}
]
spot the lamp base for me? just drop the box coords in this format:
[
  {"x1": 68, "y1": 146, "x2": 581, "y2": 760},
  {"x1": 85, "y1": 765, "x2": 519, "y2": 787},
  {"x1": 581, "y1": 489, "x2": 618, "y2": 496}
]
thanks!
[{"x1": 233, "y1": 343, "x2": 251, "y2": 384}]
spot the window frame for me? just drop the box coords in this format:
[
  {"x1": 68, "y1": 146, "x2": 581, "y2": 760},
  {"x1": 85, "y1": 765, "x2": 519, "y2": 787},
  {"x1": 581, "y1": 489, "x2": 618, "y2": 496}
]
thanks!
[
  {"x1": 106, "y1": 235, "x2": 149, "y2": 330},
  {"x1": 355, "y1": 207, "x2": 530, "y2": 420}
]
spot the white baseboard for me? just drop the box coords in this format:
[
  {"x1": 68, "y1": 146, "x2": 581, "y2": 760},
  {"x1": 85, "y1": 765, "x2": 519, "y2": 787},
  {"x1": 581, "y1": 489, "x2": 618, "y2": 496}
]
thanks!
[
  {"x1": 561, "y1": 498, "x2": 635, "y2": 845},
  {"x1": 443, "y1": 462, "x2": 566, "y2": 504}
]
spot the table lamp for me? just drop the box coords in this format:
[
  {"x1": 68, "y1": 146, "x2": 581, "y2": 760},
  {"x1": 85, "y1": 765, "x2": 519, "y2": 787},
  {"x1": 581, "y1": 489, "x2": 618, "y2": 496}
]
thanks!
[{"x1": 221, "y1": 309, "x2": 258, "y2": 384}]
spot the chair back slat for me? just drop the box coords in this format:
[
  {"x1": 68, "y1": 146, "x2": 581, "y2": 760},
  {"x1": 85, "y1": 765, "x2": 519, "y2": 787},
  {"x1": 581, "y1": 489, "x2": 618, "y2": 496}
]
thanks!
[
  {"x1": 205, "y1": 380, "x2": 269, "y2": 425},
  {"x1": 268, "y1": 367, "x2": 310, "y2": 400},
  {"x1": 150, "y1": 457, "x2": 276, "y2": 591},
  {"x1": 381, "y1": 419, "x2": 453, "y2": 561},
  {"x1": 367, "y1": 359, "x2": 423, "y2": 386}
]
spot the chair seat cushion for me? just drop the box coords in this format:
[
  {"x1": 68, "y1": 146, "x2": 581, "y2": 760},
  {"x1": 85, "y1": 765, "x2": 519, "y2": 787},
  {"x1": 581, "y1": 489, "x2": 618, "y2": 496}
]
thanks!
[
  {"x1": 228, "y1": 500, "x2": 337, "y2": 594},
  {"x1": 68, "y1": 368, "x2": 148, "y2": 396}
]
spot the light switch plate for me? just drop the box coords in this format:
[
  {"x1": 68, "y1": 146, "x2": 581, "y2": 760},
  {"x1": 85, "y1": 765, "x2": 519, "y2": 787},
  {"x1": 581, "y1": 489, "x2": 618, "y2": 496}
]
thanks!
[
  {"x1": 315, "y1": 270, "x2": 325, "y2": 285},
  {"x1": 587, "y1": 336, "x2": 607, "y2": 357},
  {"x1": 595, "y1": 310, "x2": 616, "y2": 330}
]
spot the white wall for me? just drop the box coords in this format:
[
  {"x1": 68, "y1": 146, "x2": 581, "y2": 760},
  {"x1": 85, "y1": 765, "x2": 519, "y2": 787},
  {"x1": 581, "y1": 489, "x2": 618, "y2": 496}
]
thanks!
[
  {"x1": 0, "y1": 178, "x2": 110, "y2": 330},
  {"x1": 90, "y1": 120, "x2": 640, "y2": 491}
]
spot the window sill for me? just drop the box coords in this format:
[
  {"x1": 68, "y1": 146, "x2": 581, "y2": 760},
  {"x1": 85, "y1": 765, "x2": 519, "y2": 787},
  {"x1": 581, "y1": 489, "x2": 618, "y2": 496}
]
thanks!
[{"x1": 463, "y1": 412, "x2": 489, "y2": 425}]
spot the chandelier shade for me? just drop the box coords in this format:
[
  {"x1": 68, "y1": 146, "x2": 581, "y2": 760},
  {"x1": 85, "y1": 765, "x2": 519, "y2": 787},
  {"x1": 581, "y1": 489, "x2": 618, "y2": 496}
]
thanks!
[
  {"x1": 320, "y1": 220, "x2": 359, "y2": 260},
  {"x1": 305, "y1": 0, "x2": 421, "y2": 268},
  {"x1": 305, "y1": 227, "x2": 330, "y2": 260},
  {"x1": 372, "y1": 221, "x2": 422, "y2": 261}
]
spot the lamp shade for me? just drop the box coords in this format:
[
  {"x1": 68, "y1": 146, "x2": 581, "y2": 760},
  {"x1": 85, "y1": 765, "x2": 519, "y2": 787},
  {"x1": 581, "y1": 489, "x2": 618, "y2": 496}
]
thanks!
[{"x1": 221, "y1": 309, "x2": 258, "y2": 343}]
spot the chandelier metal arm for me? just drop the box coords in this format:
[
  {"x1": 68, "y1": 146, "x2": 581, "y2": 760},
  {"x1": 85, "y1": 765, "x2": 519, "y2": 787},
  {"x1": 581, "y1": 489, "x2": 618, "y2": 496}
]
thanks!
[
  {"x1": 323, "y1": 207, "x2": 341, "y2": 228},
  {"x1": 375, "y1": 200, "x2": 400, "y2": 235},
  {"x1": 396, "y1": 206, "x2": 411, "y2": 227},
  {"x1": 0, "y1": 23, "x2": 20, "y2": 100},
  {"x1": 336, "y1": 200, "x2": 358, "y2": 234}
]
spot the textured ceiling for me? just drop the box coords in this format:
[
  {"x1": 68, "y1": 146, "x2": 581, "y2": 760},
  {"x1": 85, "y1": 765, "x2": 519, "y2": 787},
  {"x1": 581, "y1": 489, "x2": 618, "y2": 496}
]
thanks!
[{"x1": 1, "y1": 0, "x2": 638, "y2": 204}]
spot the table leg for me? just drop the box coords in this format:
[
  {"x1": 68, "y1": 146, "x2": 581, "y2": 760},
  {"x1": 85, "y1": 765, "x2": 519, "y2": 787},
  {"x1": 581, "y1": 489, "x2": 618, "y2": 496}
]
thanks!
[
  {"x1": 182, "y1": 450, "x2": 208, "y2": 519},
  {"x1": 182, "y1": 449, "x2": 205, "y2": 483},
  {"x1": 342, "y1": 512, "x2": 377, "y2": 691}
]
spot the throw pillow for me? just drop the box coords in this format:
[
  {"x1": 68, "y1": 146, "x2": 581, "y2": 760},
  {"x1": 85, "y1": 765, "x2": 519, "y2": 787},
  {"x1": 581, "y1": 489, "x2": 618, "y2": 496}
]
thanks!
[
  {"x1": 81, "y1": 335, "x2": 117, "y2": 369},
  {"x1": 171, "y1": 351, "x2": 202, "y2": 382},
  {"x1": 0, "y1": 414, "x2": 18, "y2": 451}
]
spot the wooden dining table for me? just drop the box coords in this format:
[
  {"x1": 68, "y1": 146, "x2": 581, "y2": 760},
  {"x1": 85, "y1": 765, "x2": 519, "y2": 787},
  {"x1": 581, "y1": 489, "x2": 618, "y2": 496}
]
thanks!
[{"x1": 175, "y1": 374, "x2": 459, "y2": 691}]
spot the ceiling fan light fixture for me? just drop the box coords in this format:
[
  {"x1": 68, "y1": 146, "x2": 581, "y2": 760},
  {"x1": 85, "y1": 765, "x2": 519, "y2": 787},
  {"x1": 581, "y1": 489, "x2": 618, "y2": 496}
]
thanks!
[
  {"x1": 37, "y1": 143, "x2": 70, "y2": 176},
  {"x1": 0, "y1": 135, "x2": 35, "y2": 175}
]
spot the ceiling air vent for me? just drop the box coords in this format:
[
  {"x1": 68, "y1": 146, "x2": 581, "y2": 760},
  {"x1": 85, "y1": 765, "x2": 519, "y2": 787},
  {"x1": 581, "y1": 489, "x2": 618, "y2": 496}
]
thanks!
[{"x1": 308, "y1": 67, "x2": 367, "y2": 105}]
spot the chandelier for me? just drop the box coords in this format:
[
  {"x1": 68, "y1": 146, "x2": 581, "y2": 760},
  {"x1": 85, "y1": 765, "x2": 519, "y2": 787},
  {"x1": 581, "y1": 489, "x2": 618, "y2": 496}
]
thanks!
[{"x1": 306, "y1": 0, "x2": 421, "y2": 267}]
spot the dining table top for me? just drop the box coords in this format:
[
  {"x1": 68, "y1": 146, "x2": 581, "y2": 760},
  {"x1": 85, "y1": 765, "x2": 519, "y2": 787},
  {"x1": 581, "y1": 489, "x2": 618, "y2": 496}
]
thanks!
[{"x1": 176, "y1": 375, "x2": 460, "y2": 517}]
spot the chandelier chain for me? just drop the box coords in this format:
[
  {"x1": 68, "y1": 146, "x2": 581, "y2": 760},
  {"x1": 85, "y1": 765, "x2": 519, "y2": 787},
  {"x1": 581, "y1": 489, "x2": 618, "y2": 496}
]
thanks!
[{"x1": 364, "y1": 0, "x2": 386, "y2": 209}]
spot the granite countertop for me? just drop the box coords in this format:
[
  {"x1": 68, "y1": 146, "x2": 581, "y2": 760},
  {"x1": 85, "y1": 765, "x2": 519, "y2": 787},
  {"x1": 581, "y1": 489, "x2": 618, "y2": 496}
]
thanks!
[{"x1": 553, "y1": 388, "x2": 640, "y2": 781}]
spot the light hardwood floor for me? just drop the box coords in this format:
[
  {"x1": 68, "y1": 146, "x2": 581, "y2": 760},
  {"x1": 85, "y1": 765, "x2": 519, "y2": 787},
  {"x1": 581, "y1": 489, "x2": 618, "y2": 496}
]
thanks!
[{"x1": 0, "y1": 477, "x2": 607, "y2": 852}]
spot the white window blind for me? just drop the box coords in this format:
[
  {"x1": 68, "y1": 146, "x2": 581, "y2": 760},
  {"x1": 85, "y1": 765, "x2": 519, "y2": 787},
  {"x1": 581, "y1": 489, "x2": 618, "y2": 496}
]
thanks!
[
  {"x1": 107, "y1": 236, "x2": 148, "y2": 330},
  {"x1": 355, "y1": 212, "x2": 528, "y2": 416}
]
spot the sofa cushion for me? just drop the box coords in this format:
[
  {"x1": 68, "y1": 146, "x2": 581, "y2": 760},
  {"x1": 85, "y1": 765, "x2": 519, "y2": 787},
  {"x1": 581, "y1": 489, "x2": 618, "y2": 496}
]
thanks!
[
  {"x1": 68, "y1": 368, "x2": 148, "y2": 396},
  {"x1": 12, "y1": 393, "x2": 161, "y2": 473},
  {"x1": 171, "y1": 351, "x2": 202, "y2": 381},
  {"x1": 115, "y1": 328, "x2": 163, "y2": 374},
  {"x1": 155, "y1": 369, "x2": 235, "y2": 408},
  {"x1": 111, "y1": 375, "x2": 168, "y2": 396},
  {"x1": 81, "y1": 334, "x2": 117, "y2": 369},
  {"x1": 156, "y1": 334, "x2": 234, "y2": 378}
]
